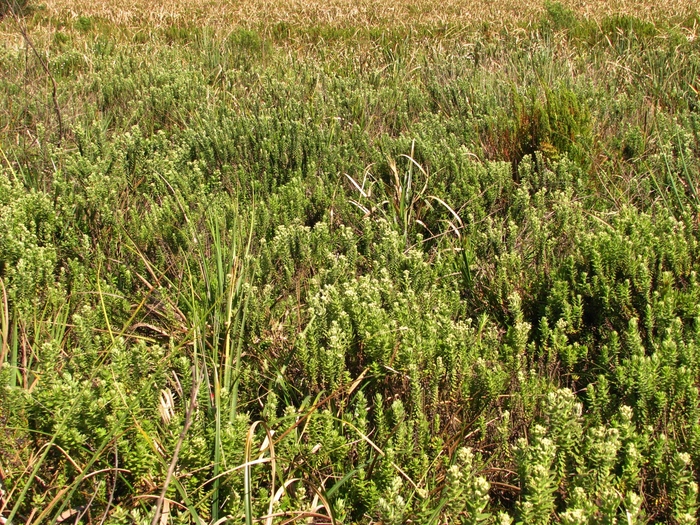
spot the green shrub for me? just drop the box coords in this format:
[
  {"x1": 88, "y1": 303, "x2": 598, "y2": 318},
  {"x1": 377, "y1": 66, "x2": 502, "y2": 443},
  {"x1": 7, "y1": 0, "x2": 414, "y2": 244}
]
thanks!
[{"x1": 2, "y1": 8, "x2": 700, "y2": 522}]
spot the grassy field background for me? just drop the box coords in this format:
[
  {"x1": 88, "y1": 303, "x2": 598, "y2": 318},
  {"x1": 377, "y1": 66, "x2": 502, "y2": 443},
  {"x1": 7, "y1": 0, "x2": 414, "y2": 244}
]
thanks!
[
  {"x1": 1, "y1": 0, "x2": 700, "y2": 523},
  {"x1": 35, "y1": 0, "x2": 700, "y2": 28}
]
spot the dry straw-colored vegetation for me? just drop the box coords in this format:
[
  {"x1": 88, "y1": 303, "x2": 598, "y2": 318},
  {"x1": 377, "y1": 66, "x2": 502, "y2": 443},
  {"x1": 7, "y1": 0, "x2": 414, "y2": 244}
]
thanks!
[{"x1": 38, "y1": 0, "x2": 700, "y2": 29}]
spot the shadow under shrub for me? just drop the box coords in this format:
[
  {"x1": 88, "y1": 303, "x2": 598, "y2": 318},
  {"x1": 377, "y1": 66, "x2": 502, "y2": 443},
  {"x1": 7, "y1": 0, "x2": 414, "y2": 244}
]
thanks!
[{"x1": 1, "y1": 0, "x2": 29, "y2": 18}]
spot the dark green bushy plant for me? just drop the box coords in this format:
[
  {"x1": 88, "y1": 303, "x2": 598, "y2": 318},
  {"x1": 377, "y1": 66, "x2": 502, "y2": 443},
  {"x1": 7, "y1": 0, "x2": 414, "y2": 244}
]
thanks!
[{"x1": 0, "y1": 0, "x2": 28, "y2": 18}]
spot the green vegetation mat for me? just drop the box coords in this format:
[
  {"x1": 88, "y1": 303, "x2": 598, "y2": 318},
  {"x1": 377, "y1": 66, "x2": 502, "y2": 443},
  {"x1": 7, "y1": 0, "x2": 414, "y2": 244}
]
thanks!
[{"x1": 1, "y1": 1, "x2": 700, "y2": 523}]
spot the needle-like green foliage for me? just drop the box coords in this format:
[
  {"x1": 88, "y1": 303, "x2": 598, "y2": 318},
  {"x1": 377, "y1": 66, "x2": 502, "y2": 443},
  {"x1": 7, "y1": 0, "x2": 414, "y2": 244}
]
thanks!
[{"x1": 1, "y1": 2, "x2": 700, "y2": 523}]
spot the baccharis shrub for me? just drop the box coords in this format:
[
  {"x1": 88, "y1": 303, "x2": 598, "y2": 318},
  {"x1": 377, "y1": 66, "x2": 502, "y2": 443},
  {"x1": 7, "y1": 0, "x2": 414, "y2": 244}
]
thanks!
[{"x1": 515, "y1": 424, "x2": 557, "y2": 525}]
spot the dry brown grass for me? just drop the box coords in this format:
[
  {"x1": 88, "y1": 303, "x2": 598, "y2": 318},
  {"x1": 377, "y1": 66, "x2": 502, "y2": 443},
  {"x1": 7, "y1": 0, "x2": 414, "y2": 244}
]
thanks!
[{"x1": 37, "y1": 0, "x2": 699, "y2": 30}]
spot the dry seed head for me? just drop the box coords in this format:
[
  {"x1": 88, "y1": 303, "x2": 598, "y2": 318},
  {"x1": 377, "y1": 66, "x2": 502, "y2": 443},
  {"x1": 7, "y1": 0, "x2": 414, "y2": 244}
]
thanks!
[{"x1": 158, "y1": 388, "x2": 175, "y2": 425}]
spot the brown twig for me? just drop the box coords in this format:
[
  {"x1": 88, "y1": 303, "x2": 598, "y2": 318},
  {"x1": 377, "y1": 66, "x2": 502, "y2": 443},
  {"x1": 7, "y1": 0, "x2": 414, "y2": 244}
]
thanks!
[
  {"x1": 97, "y1": 445, "x2": 119, "y2": 525},
  {"x1": 12, "y1": 7, "x2": 64, "y2": 145},
  {"x1": 151, "y1": 367, "x2": 201, "y2": 525}
]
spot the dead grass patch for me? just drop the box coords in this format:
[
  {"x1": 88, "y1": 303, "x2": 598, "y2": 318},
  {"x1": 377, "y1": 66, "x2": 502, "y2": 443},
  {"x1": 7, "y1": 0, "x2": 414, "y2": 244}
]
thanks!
[{"x1": 37, "y1": 0, "x2": 699, "y2": 31}]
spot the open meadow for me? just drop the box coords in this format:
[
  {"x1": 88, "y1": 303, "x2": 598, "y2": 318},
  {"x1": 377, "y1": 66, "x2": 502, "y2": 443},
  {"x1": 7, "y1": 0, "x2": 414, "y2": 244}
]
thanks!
[{"x1": 1, "y1": 0, "x2": 700, "y2": 522}]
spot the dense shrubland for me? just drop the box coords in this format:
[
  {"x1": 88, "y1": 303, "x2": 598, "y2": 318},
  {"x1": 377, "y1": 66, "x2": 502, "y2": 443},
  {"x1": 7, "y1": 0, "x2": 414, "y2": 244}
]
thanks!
[{"x1": 1, "y1": 2, "x2": 700, "y2": 523}]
